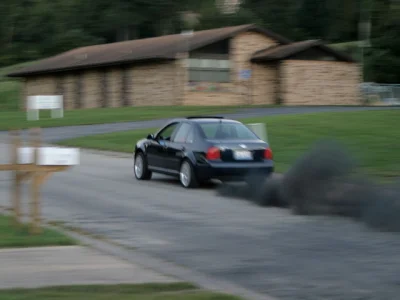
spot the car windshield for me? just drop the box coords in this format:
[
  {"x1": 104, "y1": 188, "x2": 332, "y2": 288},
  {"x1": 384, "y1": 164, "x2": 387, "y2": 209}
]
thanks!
[{"x1": 199, "y1": 122, "x2": 259, "y2": 140}]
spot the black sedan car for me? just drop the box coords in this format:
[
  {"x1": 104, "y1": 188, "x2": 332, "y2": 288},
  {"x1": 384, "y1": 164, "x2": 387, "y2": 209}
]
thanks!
[{"x1": 133, "y1": 116, "x2": 274, "y2": 188}]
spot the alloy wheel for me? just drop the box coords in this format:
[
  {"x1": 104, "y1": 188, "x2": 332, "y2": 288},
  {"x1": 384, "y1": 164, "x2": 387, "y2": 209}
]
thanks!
[
  {"x1": 134, "y1": 155, "x2": 144, "y2": 178},
  {"x1": 180, "y1": 161, "x2": 191, "y2": 187}
]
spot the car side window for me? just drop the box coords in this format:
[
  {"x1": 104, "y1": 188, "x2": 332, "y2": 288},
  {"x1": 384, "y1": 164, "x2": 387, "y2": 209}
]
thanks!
[
  {"x1": 172, "y1": 123, "x2": 192, "y2": 143},
  {"x1": 157, "y1": 123, "x2": 179, "y2": 141},
  {"x1": 185, "y1": 128, "x2": 194, "y2": 144}
]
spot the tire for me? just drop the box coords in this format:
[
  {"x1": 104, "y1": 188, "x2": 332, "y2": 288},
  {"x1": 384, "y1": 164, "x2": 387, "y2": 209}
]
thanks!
[
  {"x1": 179, "y1": 159, "x2": 199, "y2": 188},
  {"x1": 134, "y1": 152, "x2": 152, "y2": 180}
]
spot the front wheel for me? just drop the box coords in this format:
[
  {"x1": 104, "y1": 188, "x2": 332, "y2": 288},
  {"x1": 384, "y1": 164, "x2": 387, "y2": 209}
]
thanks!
[
  {"x1": 134, "y1": 152, "x2": 152, "y2": 180},
  {"x1": 179, "y1": 160, "x2": 199, "y2": 188}
]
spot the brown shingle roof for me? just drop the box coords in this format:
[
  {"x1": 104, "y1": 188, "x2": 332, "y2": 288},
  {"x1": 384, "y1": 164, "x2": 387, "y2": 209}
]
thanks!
[
  {"x1": 251, "y1": 39, "x2": 356, "y2": 62},
  {"x1": 8, "y1": 24, "x2": 292, "y2": 77}
]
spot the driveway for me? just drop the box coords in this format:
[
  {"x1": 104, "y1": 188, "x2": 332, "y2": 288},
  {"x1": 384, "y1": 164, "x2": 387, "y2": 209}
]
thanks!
[{"x1": 1, "y1": 143, "x2": 399, "y2": 300}]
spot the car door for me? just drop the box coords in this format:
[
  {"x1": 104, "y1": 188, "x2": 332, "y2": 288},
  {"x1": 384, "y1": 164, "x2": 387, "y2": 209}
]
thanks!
[
  {"x1": 146, "y1": 122, "x2": 180, "y2": 170},
  {"x1": 166, "y1": 122, "x2": 193, "y2": 172}
]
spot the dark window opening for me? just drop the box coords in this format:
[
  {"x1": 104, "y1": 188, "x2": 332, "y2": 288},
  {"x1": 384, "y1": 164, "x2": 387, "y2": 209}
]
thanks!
[
  {"x1": 101, "y1": 70, "x2": 108, "y2": 108},
  {"x1": 55, "y1": 76, "x2": 65, "y2": 108},
  {"x1": 75, "y1": 72, "x2": 83, "y2": 108},
  {"x1": 121, "y1": 67, "x2": 130, "y2": 106}
]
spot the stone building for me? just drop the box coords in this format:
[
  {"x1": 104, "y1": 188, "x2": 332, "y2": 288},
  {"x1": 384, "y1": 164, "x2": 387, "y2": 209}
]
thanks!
[{"x1": 7, "y1": 24, "x2": 361, "y2": 110}]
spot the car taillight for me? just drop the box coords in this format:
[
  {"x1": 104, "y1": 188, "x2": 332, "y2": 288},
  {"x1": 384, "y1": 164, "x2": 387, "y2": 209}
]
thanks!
[
  {"x1": 206, "y1": 146, "x2": 221, "y2": 160},
  {"x1": 264, "y1": 147, "x2": 273, "y2": 160}
]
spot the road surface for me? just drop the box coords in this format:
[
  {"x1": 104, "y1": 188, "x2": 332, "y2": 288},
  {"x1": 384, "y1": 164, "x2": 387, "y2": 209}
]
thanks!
[{"x1": 1, "y1": 143, "x2": 400, "y2": 300}]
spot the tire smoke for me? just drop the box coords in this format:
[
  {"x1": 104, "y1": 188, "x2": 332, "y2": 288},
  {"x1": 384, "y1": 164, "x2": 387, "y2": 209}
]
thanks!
[{"x1": 216, "y1": 139, "x2": 400, "y2": 232}]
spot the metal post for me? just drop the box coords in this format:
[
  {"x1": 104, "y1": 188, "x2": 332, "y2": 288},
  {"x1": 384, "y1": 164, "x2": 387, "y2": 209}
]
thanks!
[
  {"x1": 30, "y1": 127, "x2": 42, "y2": 234},
  {"x1": 10, "y1": 129, "x2": 21, "y2": 226},
  {"x1": 358, "y1": 0, "x2": 372, "y2": 83}
]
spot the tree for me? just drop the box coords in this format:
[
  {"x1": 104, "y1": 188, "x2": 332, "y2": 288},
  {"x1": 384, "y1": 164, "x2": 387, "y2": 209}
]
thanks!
[{"x1": 365, "y1": 13, "x2": 400, "y2": 83}]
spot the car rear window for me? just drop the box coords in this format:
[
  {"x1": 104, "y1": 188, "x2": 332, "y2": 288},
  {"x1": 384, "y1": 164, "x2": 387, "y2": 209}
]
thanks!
[{"x1": 199, "y1": 122, "x2": 259, "y2": 140}]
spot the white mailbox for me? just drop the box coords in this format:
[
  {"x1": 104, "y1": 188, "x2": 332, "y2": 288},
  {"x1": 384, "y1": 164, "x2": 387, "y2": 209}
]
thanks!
[{"x1": 18, "y1": 147, "x2": 80, "y2": 166}]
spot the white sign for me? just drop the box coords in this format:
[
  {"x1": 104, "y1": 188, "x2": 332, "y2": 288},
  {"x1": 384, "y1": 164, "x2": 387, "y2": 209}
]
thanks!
[
  {"x1": 247, "y1": 123, "x2": 268, "y2": 143},
  {"x1": 239, "y1": 69, "x2": 252, "y2": 80},
  {"x1": 27, "y1": 95, "x2": 64, "y2": 121},
  {"x1": 18, "y1": 147, "x2": 80, "y2": 166},
  {"x1": 181, "y1": 30, "x2": 194, "y2": 36}
]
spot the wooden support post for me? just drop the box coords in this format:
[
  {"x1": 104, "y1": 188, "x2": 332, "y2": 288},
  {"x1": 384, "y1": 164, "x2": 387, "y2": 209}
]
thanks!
[
  {"x1": 1, "y1": 127, "x2": 77, "y2": 235},
  {"x1": 30, "y1": 127, "x2": 42, "y2": 234},
  {"x1": 10, "y1": 129, "x2": 21, "y2": 226}
]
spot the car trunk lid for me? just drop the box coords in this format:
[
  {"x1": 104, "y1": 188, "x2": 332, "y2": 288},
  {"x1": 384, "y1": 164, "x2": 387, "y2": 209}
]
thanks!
[{"x1": 209, "y1": 140, "x2": 269, "y2": 162}]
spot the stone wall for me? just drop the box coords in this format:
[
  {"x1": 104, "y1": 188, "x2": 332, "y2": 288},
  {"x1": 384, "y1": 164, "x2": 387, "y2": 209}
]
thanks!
[
  {"x1": 22, "y1": 60, "x2": 180, "y2": 109},
  {"x1": 130, "y1": 61, "x2": 179, "y2": 106},
  {"x1": 108, "y1": 68, "x2": 122, "y2": 107},
  {"x1": 280, "y1": 60, "x2": 362, "y2": 105},
  {"x1": 82, "y1": 70, "x2": 102, "y2": 108},
  {"x1": 23, "y1": 76, "x2": 56, "y2": 109},
  {"x1": 63, "y1": 74, "x2": 76, "y2": 109},
  {"x1": 184, "y1": 92, "x2": 242, "y2": 106},
  {"x1": 251, "y1": 63, "x2": 278, "y2": 105}
]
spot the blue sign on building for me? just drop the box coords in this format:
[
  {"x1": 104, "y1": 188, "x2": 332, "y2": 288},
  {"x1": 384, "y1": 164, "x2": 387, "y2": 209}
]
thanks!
[{"x1": 239, "y1": 69, "x2": 252, "y2": 80}]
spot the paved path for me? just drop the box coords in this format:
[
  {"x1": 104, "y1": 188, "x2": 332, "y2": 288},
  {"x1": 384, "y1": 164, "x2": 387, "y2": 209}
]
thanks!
[
  {"x1": 1, "y1": 106, "x2": 398, "y2": 142},
  {"x1": 1, "y1": 143, "x2": 400, "y2": 299},
  {"x1": 0, "y1": 245, "x2": 177, "y2": 289}
]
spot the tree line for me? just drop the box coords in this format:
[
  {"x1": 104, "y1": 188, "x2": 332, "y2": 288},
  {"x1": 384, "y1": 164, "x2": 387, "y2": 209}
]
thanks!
[{"x1": 0, "y1": 0, "x2": 399, "y2": 83}]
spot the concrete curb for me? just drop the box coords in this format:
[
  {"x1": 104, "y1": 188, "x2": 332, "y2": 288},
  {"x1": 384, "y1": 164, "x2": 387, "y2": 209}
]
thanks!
[{"x1": 47, "y1": 224, "x2": 280, "y2": 300}]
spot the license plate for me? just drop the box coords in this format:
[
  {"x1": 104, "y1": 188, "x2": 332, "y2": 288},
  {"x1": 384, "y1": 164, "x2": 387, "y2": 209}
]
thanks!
[{"x1": 233, "y1": 150, "x2": 252, "y2": 160}]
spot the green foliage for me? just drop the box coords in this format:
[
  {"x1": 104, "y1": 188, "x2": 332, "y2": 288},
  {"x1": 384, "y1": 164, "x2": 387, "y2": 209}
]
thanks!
[
  {"x1": 365, "y1": 12, "x2": 400, "y2": 83},
  {"x1": 0, "y1": 0, "x2": 399, "y2": 82},
  {"x1": 0, "y1": 283, "x2": 243, "y2": 300},
  {"x1": 0, "y1": 214, "x2": 76, "y2": 248},
  {"x1": 0, "y1": 104, "x2": 247, "y2": 129}
]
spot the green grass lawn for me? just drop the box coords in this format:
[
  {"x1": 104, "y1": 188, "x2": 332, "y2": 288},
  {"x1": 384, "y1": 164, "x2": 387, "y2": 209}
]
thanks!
[
  {"x1": 0, "y1": 62, "x2": 35, "y2": 112},
  {"x1": 0, "y1": 214, "x2": 76, "y2": 248},
  {"x1": 0, "y1": 105, "x2": 271, "y2": 131},
  {"x1": 0, "y1": 283, "x2": 242, "y2": 300},
  {"x1": 57, "y1": 110, "x2": 400, "y2": 178}
]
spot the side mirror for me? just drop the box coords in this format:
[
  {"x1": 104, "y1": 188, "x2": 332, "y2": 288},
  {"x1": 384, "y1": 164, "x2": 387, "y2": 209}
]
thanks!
[{"x1": 147, "y1": 134, "x2": 154, "y2": 140}]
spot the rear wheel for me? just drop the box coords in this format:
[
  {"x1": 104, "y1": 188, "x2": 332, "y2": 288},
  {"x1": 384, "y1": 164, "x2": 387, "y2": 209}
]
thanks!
[
  {"x1": 179, "y1": 160, "x2": 199, "y2": 188},
  {"x1": 134, "y1": 152, "x2": 152, "y2": 180}
]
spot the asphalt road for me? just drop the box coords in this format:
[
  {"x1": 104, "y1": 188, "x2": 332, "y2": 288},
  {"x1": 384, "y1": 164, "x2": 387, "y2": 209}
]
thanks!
[
  {"x1": 1, "y1": 142, "x2": 400, "y2": 300},
  {"x1": 1, "y1": 106, "x2": 398, "y2": 142}
]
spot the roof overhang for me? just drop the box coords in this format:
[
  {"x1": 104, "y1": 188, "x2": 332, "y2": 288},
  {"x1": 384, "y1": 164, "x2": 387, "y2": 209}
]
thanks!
[
  {"x1": 7, "y1": 24, "x2": 293, "y2": 78},
  {"x1": 7, "y1": 57, "x2": 175, "y2": 78},
  {"x1": 251, "y1": 40, "x2": 356, "y2": 63}
]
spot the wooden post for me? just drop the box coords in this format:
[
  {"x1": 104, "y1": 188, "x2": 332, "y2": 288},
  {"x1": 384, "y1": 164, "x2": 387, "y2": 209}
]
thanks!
[
  {"x1": 10, "y1": 129, "x2": 21, "y2": 226},
  {"x1": 30, "y1": 127, "x2": 42, "y2": 234}
]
